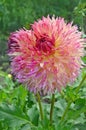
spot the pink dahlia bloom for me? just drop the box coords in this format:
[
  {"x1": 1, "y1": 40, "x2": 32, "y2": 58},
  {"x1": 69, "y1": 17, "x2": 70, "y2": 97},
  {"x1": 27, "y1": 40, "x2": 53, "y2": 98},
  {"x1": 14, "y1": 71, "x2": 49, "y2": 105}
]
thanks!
[{"x1": 8, "y1": 16, "x2": 85, "y2": 94}]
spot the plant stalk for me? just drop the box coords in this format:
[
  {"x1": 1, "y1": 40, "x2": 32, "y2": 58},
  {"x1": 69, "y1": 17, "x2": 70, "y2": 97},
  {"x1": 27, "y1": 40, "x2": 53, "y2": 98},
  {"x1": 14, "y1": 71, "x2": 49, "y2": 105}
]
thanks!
[
  {"x1": 75, "y1": 74, "x2": 86, "y2": 94},
  {"x1": 36, "y1": 93, "x2": 43, "y2": 120},
  {"x1": 50, "y1": 94, "x2": 55, "y2": 125},
  {"x1": 60, "y1": 74, "x2": 86, "y2": 123},
  {"x1": 60, "y1": 101, "x2": 72, "y2": 122}
]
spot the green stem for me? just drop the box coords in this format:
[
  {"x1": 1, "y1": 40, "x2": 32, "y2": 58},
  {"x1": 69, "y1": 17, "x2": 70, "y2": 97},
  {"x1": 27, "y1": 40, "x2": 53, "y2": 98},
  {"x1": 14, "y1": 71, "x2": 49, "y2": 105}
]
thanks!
[
  {"x1": 75, "y1": 74, "x2": 86, "y2": 94},
  {"x1": 36, "y1": 93, "x2": 43, "y2": 120},
  {"x1": 60, "y1": 101, "x2": 72, "y2": 122},
  {"x1": 50, "y1": 94, "x2": 55, "y2": 125},
  {"x1": 60, "y1": 74, "x2": 86, "y2": 123}
]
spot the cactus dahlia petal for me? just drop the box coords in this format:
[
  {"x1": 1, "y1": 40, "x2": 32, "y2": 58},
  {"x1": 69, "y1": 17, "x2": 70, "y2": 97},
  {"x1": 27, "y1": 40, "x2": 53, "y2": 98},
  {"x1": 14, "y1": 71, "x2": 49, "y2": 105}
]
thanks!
[{"x1": 8, "y1": 16, "x2": 85, "y2": 94}]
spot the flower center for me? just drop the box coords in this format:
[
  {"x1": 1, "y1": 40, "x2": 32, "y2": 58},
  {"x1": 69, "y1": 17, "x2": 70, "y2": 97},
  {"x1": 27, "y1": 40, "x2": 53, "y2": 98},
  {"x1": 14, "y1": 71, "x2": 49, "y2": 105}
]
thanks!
[{"x1": 36, "y1": 35, "x2": 54, "y2": 54}]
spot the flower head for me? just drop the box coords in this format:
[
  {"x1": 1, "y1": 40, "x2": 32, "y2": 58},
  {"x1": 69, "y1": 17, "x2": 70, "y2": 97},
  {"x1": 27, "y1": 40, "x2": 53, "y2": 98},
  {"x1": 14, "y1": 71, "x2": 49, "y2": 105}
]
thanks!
[{"x1": 8, "y1": 16, "x2": 85, "y2": 94}]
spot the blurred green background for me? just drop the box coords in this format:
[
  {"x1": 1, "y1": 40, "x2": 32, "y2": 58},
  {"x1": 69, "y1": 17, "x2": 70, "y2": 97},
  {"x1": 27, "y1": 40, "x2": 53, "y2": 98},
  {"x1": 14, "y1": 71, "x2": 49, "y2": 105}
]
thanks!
[{"x1": 0, "y1": 0, "x2": 86, "y2": 71}]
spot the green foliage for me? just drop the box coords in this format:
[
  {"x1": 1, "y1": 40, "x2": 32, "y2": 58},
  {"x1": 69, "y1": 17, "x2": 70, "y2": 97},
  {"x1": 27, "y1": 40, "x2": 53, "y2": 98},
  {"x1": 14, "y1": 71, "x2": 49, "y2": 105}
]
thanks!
[
  {"x1": 0, "y1": 0, "x2": 86, "y2": 34},
  {"x1": 0, "y1": 103, "x2": 30, "y2": 129},
  {"x1": 0, "y1": 0, "x2": 34, "y2": 33}
]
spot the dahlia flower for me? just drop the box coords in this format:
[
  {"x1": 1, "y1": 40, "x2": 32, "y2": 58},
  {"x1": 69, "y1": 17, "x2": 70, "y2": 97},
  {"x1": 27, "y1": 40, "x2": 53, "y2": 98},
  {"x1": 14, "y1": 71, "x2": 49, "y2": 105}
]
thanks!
[{"x1": 8, "y1": 16, "x2": 84, "y2": 94}]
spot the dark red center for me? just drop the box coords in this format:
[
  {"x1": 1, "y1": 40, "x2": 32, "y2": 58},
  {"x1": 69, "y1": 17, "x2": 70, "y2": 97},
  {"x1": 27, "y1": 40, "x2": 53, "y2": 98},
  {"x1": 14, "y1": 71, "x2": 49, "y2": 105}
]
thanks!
[{"x1": 36, "y1": 36, "x2": 54, "y2": 53}]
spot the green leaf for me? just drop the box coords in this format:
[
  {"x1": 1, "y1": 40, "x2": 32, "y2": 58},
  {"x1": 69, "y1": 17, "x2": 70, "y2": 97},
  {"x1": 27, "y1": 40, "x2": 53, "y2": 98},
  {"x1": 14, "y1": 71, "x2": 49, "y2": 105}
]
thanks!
[
  {"x1": 73, "y1": 123, "x2": 86, "y2": 130},
  {"x1": 54, "y1": 99, "x2": 67, "y2": 117},
  {"x1": 27, "y1": 105, "x2": 39, "y2": 126},
  {"x1": 20, "y1": 124, "x2": 32, "y2": 130},
  {"x1": 66, "y1": 98, "x2": 86, "y2": 120},
  {"x1": 0, "y1": 103, "x2": 36, "y2": 129},
  {"x1": 55, "y1": 123, "x2": 72, "y2": 130}
]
